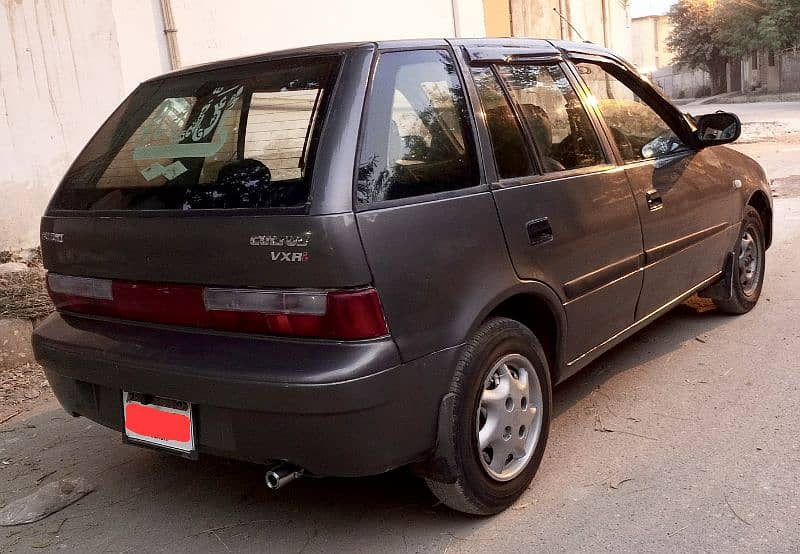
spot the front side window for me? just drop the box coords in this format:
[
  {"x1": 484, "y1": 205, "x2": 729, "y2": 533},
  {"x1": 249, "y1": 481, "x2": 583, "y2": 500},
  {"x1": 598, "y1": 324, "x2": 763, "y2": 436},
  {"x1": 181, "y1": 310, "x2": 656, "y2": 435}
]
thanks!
[
  {"x1": 54, "y1": 56, "x2": 339, "y2": 210},
  {"x1": 576, "y1": 62, "x2": 686, "y2": 162},
  {"x1": 357, "y1": 50, "x2": 478, "y2": 204},
  {"x1": 495, "y1": 63, "x2": 606, "y2": 172}
]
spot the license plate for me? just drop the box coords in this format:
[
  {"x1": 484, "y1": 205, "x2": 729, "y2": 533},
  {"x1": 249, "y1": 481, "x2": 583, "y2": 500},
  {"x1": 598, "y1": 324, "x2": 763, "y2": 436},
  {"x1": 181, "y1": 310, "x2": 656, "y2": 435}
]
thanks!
[{"x1": 123, "y1": 392, "x2": 195, "y2": 454}]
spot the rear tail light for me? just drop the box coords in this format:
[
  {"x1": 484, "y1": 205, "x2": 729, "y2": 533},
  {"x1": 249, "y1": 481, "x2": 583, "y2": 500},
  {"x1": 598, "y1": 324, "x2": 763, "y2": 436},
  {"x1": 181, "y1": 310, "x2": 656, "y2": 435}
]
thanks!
[{"x1": 46, "y1": 273, "x2": 389, "y2": 340}]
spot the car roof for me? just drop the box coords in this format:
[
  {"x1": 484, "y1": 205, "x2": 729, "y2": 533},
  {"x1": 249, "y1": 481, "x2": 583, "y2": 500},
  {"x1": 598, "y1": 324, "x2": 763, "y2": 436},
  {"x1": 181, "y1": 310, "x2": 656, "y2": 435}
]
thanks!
[{"x1": 143, "y1": 37, "x2": 623, "y2": 83}]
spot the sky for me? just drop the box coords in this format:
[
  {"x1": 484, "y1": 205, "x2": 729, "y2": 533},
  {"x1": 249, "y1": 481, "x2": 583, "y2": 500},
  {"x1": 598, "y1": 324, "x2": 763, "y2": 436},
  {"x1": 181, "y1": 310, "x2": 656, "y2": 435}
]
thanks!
[{"x1": 630, "y1": 0, "x2": 677, "y2": 18}]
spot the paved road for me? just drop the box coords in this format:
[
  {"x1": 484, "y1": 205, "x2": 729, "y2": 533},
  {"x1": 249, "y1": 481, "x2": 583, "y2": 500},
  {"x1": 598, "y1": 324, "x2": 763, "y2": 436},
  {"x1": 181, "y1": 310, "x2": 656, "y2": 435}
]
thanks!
[
  {"x1": 693, "y1": 101, "x2": 800, "y2": 135},
  {"x1": 695, "y1": 102, "x2": 800, "y2": 183},
  {"x1": 2, "y1": 207, "x2": 799, "y2": 553}
]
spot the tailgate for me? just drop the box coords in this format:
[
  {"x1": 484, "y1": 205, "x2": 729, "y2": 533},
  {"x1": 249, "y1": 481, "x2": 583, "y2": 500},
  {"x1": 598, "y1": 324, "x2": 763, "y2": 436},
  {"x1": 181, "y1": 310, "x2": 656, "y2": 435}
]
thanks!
[{"x1": 40, "y1": 213, "x2": 371, "y2": 288}]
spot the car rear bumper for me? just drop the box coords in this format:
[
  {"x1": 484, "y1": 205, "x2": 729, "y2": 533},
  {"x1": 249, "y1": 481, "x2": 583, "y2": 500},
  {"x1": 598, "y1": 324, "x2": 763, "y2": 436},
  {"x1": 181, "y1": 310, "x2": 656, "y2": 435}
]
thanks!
[{"x1": 32, "y1": 313, "x2": 459, "y2": 477}]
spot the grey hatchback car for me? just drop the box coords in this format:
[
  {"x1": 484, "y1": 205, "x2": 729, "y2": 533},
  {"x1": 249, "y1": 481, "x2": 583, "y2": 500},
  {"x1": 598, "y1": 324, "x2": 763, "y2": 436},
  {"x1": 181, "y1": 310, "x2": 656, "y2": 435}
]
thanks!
[{"x1": 34, "y1": 38, "x2": 772, "y2": 514}]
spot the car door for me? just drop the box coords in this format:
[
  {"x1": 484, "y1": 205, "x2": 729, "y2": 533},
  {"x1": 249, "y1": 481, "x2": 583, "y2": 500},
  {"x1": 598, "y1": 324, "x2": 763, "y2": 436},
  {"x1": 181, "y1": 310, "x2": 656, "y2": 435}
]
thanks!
[
  {"x1": 354, "y1": 47, "x2": 519, "y2": 362},
  {"x1": 463, "y1": 52, "x2": 645, "y2": 365},
  {"x1": 570, "y1": 56, "x2": 742, "y2": 320}
]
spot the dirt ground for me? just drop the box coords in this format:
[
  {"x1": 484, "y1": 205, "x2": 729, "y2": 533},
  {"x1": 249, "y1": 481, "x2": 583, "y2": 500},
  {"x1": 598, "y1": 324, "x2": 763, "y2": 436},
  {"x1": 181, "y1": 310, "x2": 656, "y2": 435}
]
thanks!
[
  {"x1": 0, "y1": 319, "x2": 52, "y2": 424},
  {"x1": 0, "y1": 249, "x2": 54, "y2": 424},
  {"x1": 1, "y1": 102, "x2": 799, "y2": 553}
]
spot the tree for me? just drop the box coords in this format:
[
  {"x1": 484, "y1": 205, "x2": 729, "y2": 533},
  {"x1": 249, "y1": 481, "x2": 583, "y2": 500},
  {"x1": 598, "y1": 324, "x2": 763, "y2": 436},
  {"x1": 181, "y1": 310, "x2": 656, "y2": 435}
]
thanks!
[
  {"x1": 666, "y1": 0, "x2": 729, "y2": 94},
  {"x1": 713, "y1": 0, "x2": 767, "y2": 57},
  {"x1": 669, "y1": 0, "x2": 800, "y2": 87},
  {"x1": 757, "y1": 0, "x2": 800, "y2": 51}
]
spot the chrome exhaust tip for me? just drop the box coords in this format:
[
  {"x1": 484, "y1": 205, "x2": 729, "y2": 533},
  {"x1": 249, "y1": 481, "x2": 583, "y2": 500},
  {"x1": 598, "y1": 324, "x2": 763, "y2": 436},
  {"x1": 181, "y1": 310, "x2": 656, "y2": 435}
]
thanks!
[{"x1": 265, "y1": 463, "x2": 304, "y2": 490}]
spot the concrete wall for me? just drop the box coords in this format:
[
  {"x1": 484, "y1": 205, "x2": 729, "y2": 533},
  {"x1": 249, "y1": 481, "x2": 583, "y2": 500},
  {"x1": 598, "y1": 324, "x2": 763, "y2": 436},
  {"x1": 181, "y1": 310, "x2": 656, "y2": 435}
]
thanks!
[
  {"x1": 780, "y1": 51, "x2": 800, "y2": 92},
  {"x1": 1, "y1": 0, "x2": 486, "y2": 250},
  {"x1": 652, "y1": 65, "x2": 711, "y2": 99}
]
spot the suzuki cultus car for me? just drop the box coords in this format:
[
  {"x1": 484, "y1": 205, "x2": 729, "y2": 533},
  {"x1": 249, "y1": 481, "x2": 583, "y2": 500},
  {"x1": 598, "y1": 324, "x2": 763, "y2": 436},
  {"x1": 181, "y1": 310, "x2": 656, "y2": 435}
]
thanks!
[{"x1": 34, "y1": 39, "x2": 772, "y2": 514}]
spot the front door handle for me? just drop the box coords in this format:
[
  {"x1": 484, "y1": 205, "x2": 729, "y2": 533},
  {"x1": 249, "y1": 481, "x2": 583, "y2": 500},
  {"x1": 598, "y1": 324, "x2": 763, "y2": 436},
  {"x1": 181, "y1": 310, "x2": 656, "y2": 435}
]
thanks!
[
  {"x1": 526, "y1": 217, "x2": 553, "y2": 246},
  {"x1": 646, "y1": 189, "x2": 663, "y2": 212}
]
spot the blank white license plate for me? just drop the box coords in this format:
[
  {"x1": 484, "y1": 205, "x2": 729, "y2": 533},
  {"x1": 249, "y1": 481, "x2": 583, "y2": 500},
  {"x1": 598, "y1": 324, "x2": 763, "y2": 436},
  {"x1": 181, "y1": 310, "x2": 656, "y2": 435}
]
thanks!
[{"x1": 123, "y1": 391, "x2": 195, "y2": 453}]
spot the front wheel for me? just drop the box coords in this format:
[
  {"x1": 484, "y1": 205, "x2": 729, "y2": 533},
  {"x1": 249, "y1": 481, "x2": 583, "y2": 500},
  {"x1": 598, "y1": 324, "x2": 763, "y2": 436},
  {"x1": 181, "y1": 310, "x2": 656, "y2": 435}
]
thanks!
[
  {"x1": 424, "y1": 318, "x2": 551, "y2": 515},
  {"x1": 714, "y1": 206, "x2": 766, "y2": 314}
]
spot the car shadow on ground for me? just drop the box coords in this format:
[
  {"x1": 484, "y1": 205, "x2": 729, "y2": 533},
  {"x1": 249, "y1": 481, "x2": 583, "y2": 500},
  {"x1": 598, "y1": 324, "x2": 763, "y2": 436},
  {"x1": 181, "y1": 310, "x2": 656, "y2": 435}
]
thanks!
[
  {"x1": 0, "y1": 298, "x2": 736, "y2": 551},
  {"x1": 551, "y1": 297, "x2": 731, "y2": 419}
]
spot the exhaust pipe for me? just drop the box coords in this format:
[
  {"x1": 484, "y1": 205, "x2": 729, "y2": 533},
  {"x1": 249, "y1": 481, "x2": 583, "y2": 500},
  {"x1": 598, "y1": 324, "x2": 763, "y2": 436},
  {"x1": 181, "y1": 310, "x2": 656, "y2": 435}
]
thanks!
[{"x1": 265, "y1": 463, "x2": 304, "y2": 490}]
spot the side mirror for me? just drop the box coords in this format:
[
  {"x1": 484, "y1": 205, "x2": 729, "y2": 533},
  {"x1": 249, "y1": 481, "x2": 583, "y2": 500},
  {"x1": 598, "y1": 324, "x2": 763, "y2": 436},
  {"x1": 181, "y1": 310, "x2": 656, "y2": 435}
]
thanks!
[{"x1": 694, "y1": 112, "x2": 741, "y2": 147}]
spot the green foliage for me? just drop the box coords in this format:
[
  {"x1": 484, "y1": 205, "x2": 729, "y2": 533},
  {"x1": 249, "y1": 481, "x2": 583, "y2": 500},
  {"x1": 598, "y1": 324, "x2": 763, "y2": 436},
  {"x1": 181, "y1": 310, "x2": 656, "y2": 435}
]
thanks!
[
  {"x1": 714, "y1": 0, "x2": 767, "y2": 57},
  {"x1": 757, "y1": 0, "x2": 800, "y2": 50}
]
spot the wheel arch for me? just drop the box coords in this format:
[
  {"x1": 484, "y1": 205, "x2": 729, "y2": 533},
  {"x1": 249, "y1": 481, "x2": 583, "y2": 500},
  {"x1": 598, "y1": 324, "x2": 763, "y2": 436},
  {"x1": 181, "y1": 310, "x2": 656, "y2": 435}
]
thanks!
[
  {"x1": 747, "y1": 189, "x2": 772, "y2": 249},
  {"x1": 470, "y1": 282, "x2": 567, "y2": 384}
]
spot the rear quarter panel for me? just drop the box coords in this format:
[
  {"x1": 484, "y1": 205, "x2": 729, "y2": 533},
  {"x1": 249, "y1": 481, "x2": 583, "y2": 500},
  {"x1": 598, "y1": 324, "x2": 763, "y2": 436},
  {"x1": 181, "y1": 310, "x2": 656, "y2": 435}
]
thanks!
[{"x1": 356, "y1": 192, "x2": 521, "y2": 361}]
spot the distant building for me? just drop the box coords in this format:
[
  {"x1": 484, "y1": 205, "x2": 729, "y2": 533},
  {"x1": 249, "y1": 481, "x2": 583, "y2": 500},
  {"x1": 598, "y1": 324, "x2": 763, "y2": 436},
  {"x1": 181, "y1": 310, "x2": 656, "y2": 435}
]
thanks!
[
  {"x1": 630, "y1": 14, "x2": 674, "y2": 73},
  {"x1": 731, "y1": 49, "x2": 787, "y2": 94}
]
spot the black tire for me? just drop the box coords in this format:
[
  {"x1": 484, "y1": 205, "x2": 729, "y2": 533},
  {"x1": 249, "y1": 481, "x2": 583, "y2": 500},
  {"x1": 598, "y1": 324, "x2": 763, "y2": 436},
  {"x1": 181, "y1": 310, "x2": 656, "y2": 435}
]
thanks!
[
  {"x1": 714, "y1": 206, "x2": 766, "y2": 314},
  {"x1": 424, "y1": 317, "x2": 551, "y2": 515}
]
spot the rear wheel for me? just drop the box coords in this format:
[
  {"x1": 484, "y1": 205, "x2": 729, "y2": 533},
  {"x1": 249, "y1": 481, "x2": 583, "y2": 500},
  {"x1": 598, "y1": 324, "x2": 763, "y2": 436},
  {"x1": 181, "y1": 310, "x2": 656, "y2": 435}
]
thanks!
[
  {"x1": 424, "y1": 318, "x2": 551, "y2": 515},
  {"x1": 714, "y1": 206, "x2": 766, "y2": 314}
]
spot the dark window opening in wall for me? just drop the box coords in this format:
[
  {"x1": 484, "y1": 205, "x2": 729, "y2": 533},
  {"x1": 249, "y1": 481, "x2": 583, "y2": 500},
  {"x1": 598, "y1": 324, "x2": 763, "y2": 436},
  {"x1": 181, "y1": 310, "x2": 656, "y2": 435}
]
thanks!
[
  {"x1": 768, "y1": 50, "x2": 776, "y2": 67},
  {"x1": 752, "y1": 52, "x2": 759, "y2": 70}
]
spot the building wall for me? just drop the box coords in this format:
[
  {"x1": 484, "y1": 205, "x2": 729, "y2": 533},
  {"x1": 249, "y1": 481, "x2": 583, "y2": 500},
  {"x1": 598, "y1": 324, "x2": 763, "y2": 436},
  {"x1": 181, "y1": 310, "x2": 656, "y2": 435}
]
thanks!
[
  {"x1": 738, "y1": 49, "x2": 798, "y2": 94},
  {"x1": 483, "y1": 0, "x2": 512, "y2": 37},
  {"x1": 168, "y1": 0, "x2": 485, "y2": 67},
  {"x1": 781, "y1": 51, "x2": 800, "y2": 92},
  {"x1": 0, "y1": 0, "x2": 169, "y2": 250},
  {"x1": 509, "y1": 0, "x2": 632, "y2": 60},
  {"x1": 0, "y1": 0, "x2": 486, "y2": 250}
]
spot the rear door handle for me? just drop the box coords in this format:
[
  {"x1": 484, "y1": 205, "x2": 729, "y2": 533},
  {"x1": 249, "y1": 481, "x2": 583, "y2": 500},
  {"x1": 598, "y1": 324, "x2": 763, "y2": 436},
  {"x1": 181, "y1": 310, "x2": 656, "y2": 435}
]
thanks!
[
  {"x1": 526, "y1": 217, "x2": 553, "y2": 246},
  {"x1": 646, "y1": 189, "x2": 663, "y2": 212}
]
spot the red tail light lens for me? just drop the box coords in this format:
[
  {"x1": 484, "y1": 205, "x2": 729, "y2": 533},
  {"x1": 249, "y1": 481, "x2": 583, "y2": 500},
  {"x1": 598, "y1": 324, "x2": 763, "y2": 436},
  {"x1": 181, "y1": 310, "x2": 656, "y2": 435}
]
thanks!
[{"x1": 46, "y1": 274, "x2": 389, "y2": 340}]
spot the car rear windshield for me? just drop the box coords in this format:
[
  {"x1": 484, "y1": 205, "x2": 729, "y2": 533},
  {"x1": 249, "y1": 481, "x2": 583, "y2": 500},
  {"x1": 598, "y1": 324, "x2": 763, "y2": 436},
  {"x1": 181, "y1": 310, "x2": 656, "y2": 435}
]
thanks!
[{"x1": 52, "y1": 56, "x2": 341, "y2": 211}]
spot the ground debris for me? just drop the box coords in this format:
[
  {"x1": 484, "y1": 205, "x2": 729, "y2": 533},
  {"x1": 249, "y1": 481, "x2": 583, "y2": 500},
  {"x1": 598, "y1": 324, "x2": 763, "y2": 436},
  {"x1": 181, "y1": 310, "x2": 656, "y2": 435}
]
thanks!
[
  {"x1": 0, "y1": 412, "x2": 21, "y2": 425},
  {"x1": 724, "y1": 492, "x2": 751, "y2": 526},
  {"x1": 0, "y1": 478, "x2": 93, "y2": 526},
  {"x1": 594, "y1": 412, "x2": 659, "y2": 441},
  {"x1": 0, "y1": 265, "x2": 52, "y2": 320},
  {"x1": 609, "y1": 478, "x2": 634, "y2": 490}
]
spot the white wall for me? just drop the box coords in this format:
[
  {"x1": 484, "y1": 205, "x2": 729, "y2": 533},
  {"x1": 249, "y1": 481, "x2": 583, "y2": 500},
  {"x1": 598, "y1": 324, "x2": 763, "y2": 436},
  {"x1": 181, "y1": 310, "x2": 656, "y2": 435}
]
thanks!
[
  {"x1": 0, "y1": 0, "x2": 168, "y2": 250},
  {"x1": 168, "y1": 0, "x2": 483, "y2": 67},
  {"x1": 1, "y1": 0, "x2": 485, "y2": 250},
  {"x1": 111, "y1": 0, "x2": 172, "y2": 91}
]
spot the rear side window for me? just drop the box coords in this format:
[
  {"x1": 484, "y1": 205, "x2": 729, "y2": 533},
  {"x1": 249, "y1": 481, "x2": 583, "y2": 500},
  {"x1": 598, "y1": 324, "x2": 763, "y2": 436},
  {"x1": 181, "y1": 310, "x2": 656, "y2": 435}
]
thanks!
[
  {"x1": 357, "y1": 50, "x2": 478, "y2": 204},
  {"x1": 53, "y1": 56, "x2": 340, "y2": 211},
  {"x1": 495, "y1": 64, "x2": 605, "y2": 172},
  {"x1": 470, "y1": 67, "x2": 535, "y2": 179}
]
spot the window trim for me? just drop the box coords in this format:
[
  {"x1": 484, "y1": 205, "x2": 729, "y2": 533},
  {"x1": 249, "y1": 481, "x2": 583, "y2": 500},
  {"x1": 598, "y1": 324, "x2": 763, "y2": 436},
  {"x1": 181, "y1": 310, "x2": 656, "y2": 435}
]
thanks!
[
  {"x1": 490, "y1": 63, "x2": 545, "y2": 176},
  {"x1": 468, "y1": 64, "x2": 541, "y2": 180},
  {"x1": 352, "y1": 47, "x2": 488, "y2": 212},
  {"x1": 478, "y1": 60, "x2": 612, "y2": 187},
  {"x1": 493, "y1": 162, "x2": 618, "y2": 190},
  {"x1": 565, "y1": 55, "x2": 698, "y2": 163}
]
